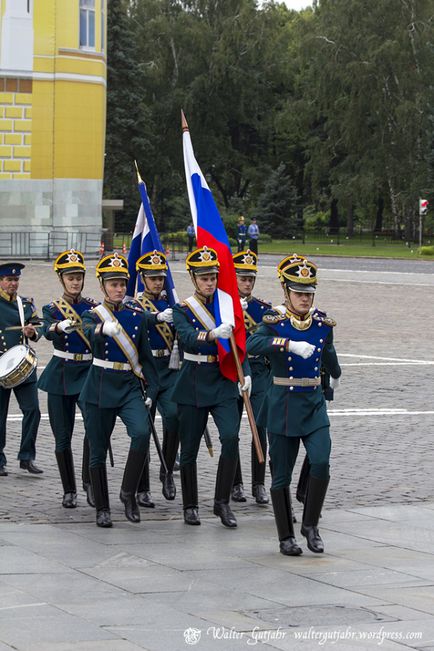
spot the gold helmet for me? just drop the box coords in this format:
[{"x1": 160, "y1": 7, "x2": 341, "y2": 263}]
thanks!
[
  {"x1": 54, "y1": 249, "x2": 85, "y2": 275},
  {"x1": 233, "y1": 249, "x2": 257, "y2": 276},
  {"x1": 96, "y1": 252, "x2": 129, "y2": 281},
  {"x1": 136, "y1": 250, "x2": 167, "y2": 277},
  {"x1": 186, "y1": 246, "x2": 220, "y2": 275},
  {"x1": 277, "y1": 254, "x2": 317, "y2": 294}
]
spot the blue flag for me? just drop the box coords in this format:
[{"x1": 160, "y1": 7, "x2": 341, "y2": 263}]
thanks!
[{"x1": 127, "y1": 175, "x2": 178, "y2": 306}]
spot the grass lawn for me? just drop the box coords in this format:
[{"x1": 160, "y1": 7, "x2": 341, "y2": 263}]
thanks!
[
  {"x1": 113, "y1": 234, "x2": 433, "y2": 259},
  {"x1": 260, "y1": 238, "x2": 431, "y2": 259}
]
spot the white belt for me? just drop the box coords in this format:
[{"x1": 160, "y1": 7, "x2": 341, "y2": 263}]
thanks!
[
  {"x1": 152, "y1": 349, "x2": 170, "y2": 358},
  {"x1": 183, "y1": 352, "x2": 218, "y2": 364},
  {"x1": 54, "y1": 350, "x2": 92, "y2": 362},
  {"x1": 273, "y1": 376, "x2": 321, "y2": 387},
  {"x1": 93, "y1": 358, "x2": 131, "y2": 371}
]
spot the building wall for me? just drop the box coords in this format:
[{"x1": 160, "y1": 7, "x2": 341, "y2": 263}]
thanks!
[{"x1": 0, "y1": 0, "x2": 107, "y2": 258}]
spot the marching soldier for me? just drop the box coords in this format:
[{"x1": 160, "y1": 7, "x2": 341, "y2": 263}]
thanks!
[
  {"x1": 0, "y1": 262, "x2": 43, "y2": 476},
  {"x1": 80, "y1": 253, "x2": 159, "y2": 528},
  {"x1": 172, "y1": 246, "x2": 251, "y2": 528},
  {"x1": 231, "y1": 250, "x2": 271, "y2": 505},
  {"x1": 38, "y1": 250, "x2": 97, "y2": 508},
  {"x1": 126, "y1": 250, "x2": 179, "y2": 506},
  {"x1": 247, "y1": 254, "x2": 341, "y2": 555}
]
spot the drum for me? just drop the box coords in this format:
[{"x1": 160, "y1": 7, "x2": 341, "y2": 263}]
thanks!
[{"x1": 0, "y1": 345, "x2": 38, "y2": 389}]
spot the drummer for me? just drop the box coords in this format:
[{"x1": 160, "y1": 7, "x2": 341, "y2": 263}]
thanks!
[{"x1": 0, "y1": 262, "x2": 44, "y2": 476}]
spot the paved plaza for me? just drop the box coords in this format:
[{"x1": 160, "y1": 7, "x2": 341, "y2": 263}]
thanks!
[{"x1": 1, "y1": 255, "x2": 434, "y2": 649}]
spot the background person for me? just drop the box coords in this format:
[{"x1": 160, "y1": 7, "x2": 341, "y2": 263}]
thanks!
[{"x1": 247, "y1": 218, "x2": 260, "y2": 254}]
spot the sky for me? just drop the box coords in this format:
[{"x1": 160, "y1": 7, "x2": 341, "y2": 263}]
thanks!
[{"x1": 261, "y1": 0, "x2": 313, "y2": 10}]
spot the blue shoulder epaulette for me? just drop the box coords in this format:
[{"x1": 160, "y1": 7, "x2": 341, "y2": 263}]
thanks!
[{"x1": 262, "y1": 308, "x2": 284, "y2": 325}]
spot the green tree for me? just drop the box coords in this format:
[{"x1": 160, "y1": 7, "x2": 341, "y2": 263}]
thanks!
[{"x1": 254, "y1": 162, "x2": 298, "y2": 237}]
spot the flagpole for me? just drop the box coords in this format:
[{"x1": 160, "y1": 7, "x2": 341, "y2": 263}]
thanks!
[{"x1": 229, "y1": 334, "x2": 264, "y2": 465}]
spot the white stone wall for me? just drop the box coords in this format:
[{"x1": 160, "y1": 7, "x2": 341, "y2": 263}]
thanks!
[
  {"x1": 0, "y1": 0, "x2": 33, "y2": 73},
  {"x1": 0, "y1": 178, "x2": 103, "y2": 257}
]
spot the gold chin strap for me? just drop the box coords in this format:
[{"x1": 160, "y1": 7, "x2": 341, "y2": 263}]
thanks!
[
  {"x1": 283, "y1": 286, "x2": 315, "y2": 331},
  {"x1": 99, "y1": 277, "x2": 110, "y2": 299}
]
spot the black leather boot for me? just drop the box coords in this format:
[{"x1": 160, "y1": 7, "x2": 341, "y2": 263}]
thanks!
[
  {"x1": 270, "y1": 487, "x2": 302, "y2": 556},
  {"x1": 136, "y1": 449, "x2": 154, "y2": 508},
  {"x1": 55, "y1": 448, "x2": 77, "y2": 509},
  {"x1": 301, "y1": 476, "x2": 329, "y2": 553},
  {"x1": 90, "y1": 465, "x2": 112, "y2": 528},
  {"x1": 181, "y1": 463, "x2": 200, "y2": 525},
  {"x1": 252, "y1": 439, "x2": 268, "y2": 504},
  {"x1": 231, "y1": 454, "x2": 246, "y2": 502},
  {"x1": 82, "y1": 437, "x2": 95, "y2": 507},
  {"x1": 214, "y1": 456, "x2": 238, "y2": 528},
  {"x1": 159, "y1": 429, "x2": 178, "y2": 500},
  {"x1": 120, "y1": 449, "x2": 146, "y2": 523},
  {"x1": 296, "y1": 455, "x2": 310, "y2": 504}
]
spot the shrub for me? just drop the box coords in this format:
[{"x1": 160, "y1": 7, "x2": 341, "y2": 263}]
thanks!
[{"x1": 418, "y1": 246, "x2": 434, "y2": 256}]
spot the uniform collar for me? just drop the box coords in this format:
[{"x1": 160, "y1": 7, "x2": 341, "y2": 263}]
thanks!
[
  {"x1": 194, "y1": 290, "x2": 213, "y2": 305},
  {"x1": 0, "y1": 287, "x2": 16, "y2": 302},
  {"x1": 62, "y1": 292, "x2": 82, "y2": 305},
  {"x1": 103, "y1": 299, "x2": 124, "y2": 312},
  {"x1": 143, "y1": 289, "x2": 160, "y2": 301}
]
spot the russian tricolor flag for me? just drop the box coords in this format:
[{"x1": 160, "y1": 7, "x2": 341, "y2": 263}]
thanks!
[{"x1": 182, "y1": 111, "x2": 246, "y2": 381}]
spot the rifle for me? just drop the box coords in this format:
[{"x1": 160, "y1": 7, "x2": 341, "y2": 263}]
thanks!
[
  {"x1": 203, "y1": 425, "x2": 214, "y2": 457},
  {"x1": 139, "y1": 378, "x2": 168, "y2": 475}
]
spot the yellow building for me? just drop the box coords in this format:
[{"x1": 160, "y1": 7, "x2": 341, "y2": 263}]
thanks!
[{"x1": 0, "y1": 0, "x2": 106, "y2": 256}]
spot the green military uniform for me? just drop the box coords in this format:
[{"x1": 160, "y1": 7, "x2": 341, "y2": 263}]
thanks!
[
  {"x1": 38, "y1": 249, "x2": 97, "y2": 508},
  {"x1": 172, "y1": 246, "x2": 250, "y2": 528},
  {"x1": 247, "y1": 254, "x2": 341, "y2": 556},
  {"x1": 79, "y1": 252, "x2": 159, "y2": 528},
  {"x1": 126, "y1": 250, "x2": 180, "y2": 506},
  {"x1": 231, "y1": 250, "x2": 271, "y2": 505},
  {"x1": 0, "y1": 262, "x2": 43, "y2": 474}
]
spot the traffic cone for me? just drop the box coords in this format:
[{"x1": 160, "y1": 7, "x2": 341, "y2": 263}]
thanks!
[
  {"x1": 99, "y1": 241, "x2": 105, "y2": 256},
  {"x1": 122, "y1": 242, "x2": 127, "y2": 255}
]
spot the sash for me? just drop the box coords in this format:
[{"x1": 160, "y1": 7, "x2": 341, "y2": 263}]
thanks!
[
  {"x1": 93, "y1": 304, "x2": 144, "y2": 379},
  {"x1": 243, "y1": 310, "x2": 258, "y2": 334},
  {"x1": 139, "y1": 295, "x2": 174, "y2": 352},
  {"x1": 54, "y1": 298, "x2": 91, "y2": 349},
  {"x1": 183, "y1": 296, "x2": 216, "y2": 331}
]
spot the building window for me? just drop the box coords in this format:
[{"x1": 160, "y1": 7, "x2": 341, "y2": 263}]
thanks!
[
  {"x1": 101, "y1": 0, "x2": 105, "y2": 52},
  {"x1": 79, "y1": 0, "x2": 95, "y2": 49}
]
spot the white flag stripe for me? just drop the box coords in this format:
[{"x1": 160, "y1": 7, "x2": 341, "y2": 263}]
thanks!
[
  {"x1": 216, "y1": 288, "x2": 235, "y2": 327},
  {"x1": 183, "y1": 128, "x2": 210, "y2": 233}
]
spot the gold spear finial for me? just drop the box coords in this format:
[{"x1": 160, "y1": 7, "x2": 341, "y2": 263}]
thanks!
[
  {"x1": 181, "y1": 109, "x2": 189, "y2": 133},
  {"x1": 134, "y1": 160, "x2": 143, "y2": 184}
]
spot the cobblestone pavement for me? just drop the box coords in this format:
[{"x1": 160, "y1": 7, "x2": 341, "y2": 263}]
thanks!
[{"x1": 1, "y1": 256, "x2": 432, "y2": 525}]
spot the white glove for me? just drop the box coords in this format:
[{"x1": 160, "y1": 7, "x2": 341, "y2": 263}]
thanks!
[
  {"x1": 210, "y1": 323, "x2": 233, "y2": 340},
  {"x1": 288, "y1": 340, "x2": 316, "y2": 359},
  {"x1": 145, "y1": 397, "x2": 152, "y2": 409},
  {"x1": 238, "y1": 375, "x2": 252, "y2": 397},
  {"x1": 240, "y1": 297, "x2": 248, "y2": 310},
  {"x1": 330, "y1": 376, "x2": 340, "y2": 390},
  {"x1": 102, "y1": 321, "x2": 121, "y2": 337},
  {"x1": 157, "y1": 308, "x2": 173, "y2": 323},
  {"x1": 57, "y1": 318, "x2": 74, "y2": 333}
]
